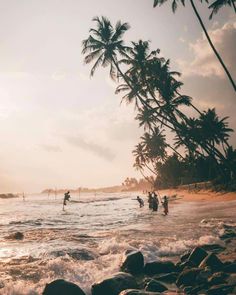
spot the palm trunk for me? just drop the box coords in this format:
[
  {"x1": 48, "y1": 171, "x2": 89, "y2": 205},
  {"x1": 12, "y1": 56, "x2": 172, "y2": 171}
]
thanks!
[{"x1": 190, "y1": 0, "x2": 236, "y2": 92}]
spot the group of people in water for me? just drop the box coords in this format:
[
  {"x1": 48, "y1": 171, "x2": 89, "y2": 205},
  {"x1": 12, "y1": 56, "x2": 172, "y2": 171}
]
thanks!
[
  {"x1": 136, "y1": 191, "x2": 169, "y2": 216},
  {"x1": 63, "y1": 190, "x2": 168, "y2": 216}
]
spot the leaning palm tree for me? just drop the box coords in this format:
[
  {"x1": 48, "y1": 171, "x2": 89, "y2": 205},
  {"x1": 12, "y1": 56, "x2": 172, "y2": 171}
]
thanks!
[{"x1": 153, "y1": 0, "x2": 236, "y2": 92}]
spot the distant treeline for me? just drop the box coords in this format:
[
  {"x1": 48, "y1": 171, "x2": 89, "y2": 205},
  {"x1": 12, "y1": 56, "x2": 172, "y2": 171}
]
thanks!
[{"x1": 0, "y1": 193, "x2": 19, "y2": 199}]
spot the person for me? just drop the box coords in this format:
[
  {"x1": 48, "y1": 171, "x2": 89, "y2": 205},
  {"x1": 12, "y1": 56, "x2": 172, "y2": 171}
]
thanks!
[
  {"x1": 63, "y1": 191, "x2": 71, "y2": 210},
  {"x1": 147, "y1": 192, "x2": 153, "y2": 210},
  {"x1": 136, "y1": 196, "x2": 144, "y2": 208},
  {"x1": 152, "y1": 192, "x2": 159, "y2": 212},
  {"x1": 162, "y1": 195, "x2": 169, "y2": 216}
]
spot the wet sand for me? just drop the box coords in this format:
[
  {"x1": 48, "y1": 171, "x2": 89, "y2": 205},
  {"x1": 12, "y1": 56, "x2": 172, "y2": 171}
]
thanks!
[{"x1": 160, "y1": 188, "x2": 236, "y2": 202}]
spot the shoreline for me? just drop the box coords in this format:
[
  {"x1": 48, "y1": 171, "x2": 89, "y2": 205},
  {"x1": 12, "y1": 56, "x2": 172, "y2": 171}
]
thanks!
[{"x1": 157, "y1": 188, "x2": 236, "y2": 202}]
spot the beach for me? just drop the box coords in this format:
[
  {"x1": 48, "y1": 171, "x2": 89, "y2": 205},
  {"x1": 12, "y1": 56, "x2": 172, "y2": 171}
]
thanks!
[{"x1": 0, "y1": 189, "x2": 235, "y2": 294}]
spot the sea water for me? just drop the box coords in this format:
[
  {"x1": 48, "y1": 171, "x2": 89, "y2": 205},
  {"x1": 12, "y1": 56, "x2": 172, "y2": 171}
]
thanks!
[{"x1": 0, "y1": 192, "x2": 235, "y2": 294}]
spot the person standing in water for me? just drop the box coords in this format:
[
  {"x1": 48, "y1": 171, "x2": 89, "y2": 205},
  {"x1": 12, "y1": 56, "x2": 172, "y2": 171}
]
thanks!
[
  {"x1": 63, "y1": 191, "x2": 71, "y2": 211},
  {"x1": 147, "y1": 192, "x2": 153, "y2": 210},
  {"x1": 152, "y1": 192, "x2": 159, "y2": 212},
  {"x1": 136, "y1": 196, "x2": 144, "y2": 208},
  {"x1": 162, "y1": 196, "x2": 169, "y2": 216}
]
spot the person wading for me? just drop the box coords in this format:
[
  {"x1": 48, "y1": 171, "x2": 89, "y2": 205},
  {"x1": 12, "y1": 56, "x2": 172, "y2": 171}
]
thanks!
[{"x1": 63, "y1": 191, "x2": 71, "y2": 211}]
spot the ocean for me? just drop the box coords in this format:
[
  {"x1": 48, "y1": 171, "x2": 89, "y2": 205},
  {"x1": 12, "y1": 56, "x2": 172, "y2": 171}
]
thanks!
[{"x1": 0, "y1": 192, "x2": 236, "y2": 294}]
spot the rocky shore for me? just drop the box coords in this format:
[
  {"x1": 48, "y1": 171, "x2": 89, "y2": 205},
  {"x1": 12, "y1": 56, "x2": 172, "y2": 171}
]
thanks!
[{"x1": 42, "y1": 242, "x2": 236, "y2": 295}]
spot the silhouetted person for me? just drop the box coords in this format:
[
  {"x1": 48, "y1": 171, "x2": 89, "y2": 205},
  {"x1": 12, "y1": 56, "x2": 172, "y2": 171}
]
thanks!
[
  {"x1": 63, "y1": 191, "x2": 70, "y2": 211},
  {"x1": 136, "y1": 196, "x2": 144, "y2": 208},
  {"x1": 162, "y1": 196, "x2": 169, "y2": 216},
  {"x1": 147, "y1": 192, "x2": 153, "y2": 210},
  {"x1": 152, "y1": 192, "x2": 159, "y2": 212}
]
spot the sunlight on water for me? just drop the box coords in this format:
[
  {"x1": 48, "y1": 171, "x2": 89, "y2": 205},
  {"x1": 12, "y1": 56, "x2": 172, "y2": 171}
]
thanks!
[{"x1": 0, "y1": 192, "x2": 236, "y2": 294}]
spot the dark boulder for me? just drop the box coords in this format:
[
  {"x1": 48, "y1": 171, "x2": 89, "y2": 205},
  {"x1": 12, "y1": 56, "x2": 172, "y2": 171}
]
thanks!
[
  {"x1": 187, "y1": 247, "x2": 208, "y2": 266},
  {"x1": 121, "y1": 251, "x2": 144, "y2": 274},
  {"x1": 208, "y1": 272, "x2": 228, "y2": 285},
  {"x1": 220, "y1": 229, "x2": 236, "y2": 240},
  {"x1": 206, "y1": 284, "x2": 235, "y2": 295},
  {"x1": 144, "y1": 261, "x2": 176, "y2": 275},
  {"x1": 153, "y1": 272, "x2": 178, "y2": 283},
  {"x1": 145, "y1": 279, "x2": 167, "y2": 292},
  {"x1": 199, "y1": 253, "x2": 223, "y2": 271},
  {"x1": 201, "y1": 244, "x2": 226, "y2": 254},
  {"x1": 91, "y1": 272, "x2": 138, "y2": 295},
  {"x1": 180, "y1": 251, "x2": 191, "y2": 263},
  {"x1": 223, "y1": 262, "x2": 236, "y2": 273},
  {"x1": 176, "y1": 268, "x2": 201, "y2": 287},
  {"x1": 42, "y1": 279, "x2": 86, "y2": 295}
]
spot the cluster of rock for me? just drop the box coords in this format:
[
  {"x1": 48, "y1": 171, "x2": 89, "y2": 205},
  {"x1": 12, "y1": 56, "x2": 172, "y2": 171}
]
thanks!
[{"x1": 42, "y1": 246, "x2": 236, "y2": 295}]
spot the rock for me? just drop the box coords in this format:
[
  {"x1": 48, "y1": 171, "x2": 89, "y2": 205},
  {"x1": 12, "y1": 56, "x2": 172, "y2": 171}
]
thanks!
[
  {"x1": 13, "y1": 232, "x2": 24, "y2": 240},
  {"x1": 176, "y1": 268, "x2": 201, "y2": 287},
  {"x1": 42, "y1": 279, "x2": 86, "y2": 295},
  {"x1": 187, "y1": 247, "x2": 208, "y2": 266},
  {"x1": 119, "y1": 290, "x2": 161, "y2": 295},
  {"x1": 50, "y1": 249, "x2": 95, "y2": 261},
  {"x1": 227, "y1": 273, "x2": 236, "y2": 285},
  {"x1": 220, "y1": 229, "x2": 236, "y2": 240},
  {"x1": 208, "y1": 272, "x2": 228, "y2": 285},
  {"x1": 223, "y1": 262, "x2": 236, "y2": 273},
  {"x1": 91, "y1": 272, "x2": 138, "y2": 295},
  {"x1": 199, "y1": 253, "x2": 223, "y2": 271},
  {"x1": 144, "y1": 261, "x2": 176, "y2": 275},
  {"x1": 180, "y1": 251, "x2": 191, "y2": 263},
  {"x1": 201, "y1": 244, "x2": 226, "y2": 254},
  {"x1": 191, "y1": 284, "x2": 208, "y2": 294},
  {"x1": 121, "y1": 251, "x2": 144, "y2": 274},
  {"x1": 206, "y1": 284, "x2": 235, "y2": 295},
  {"x1": 145, "y1": 279, "x2": 167, "y2": 292},
  {"x1": 153, "y1": 273, "x2": 178, "y2": 283},
  {"x1": 197, "y1": 268, "x2": 212, "y2": 284},
  {"x1": 178, "y1": 260, "x2": 195, "y2": 271}
]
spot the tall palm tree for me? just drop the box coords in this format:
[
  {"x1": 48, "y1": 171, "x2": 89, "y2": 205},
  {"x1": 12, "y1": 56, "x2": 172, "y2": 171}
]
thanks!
[
  {"x1": 153, "y1": 0, "x2": 236, "y2": 92},
  {"x1": 82, "y1": 16, "x2": 130, "y2": 79}
]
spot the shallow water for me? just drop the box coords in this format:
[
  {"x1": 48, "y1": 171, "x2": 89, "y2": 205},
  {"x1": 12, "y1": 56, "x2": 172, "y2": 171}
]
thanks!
[{"x1": 0, "y1": 192, "x2": 235, "y2": 294}]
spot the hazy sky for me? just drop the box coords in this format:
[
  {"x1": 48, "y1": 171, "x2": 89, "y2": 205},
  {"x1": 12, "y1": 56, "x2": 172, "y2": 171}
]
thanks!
[{"x1": 0, "y1": 0, "x2": 235, "y2": 192}]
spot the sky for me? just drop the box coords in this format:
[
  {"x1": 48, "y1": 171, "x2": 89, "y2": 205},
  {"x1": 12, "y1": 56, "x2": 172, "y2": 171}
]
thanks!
[{"x1": 0, "y1": 0, "x2": 235, "y2": 193}]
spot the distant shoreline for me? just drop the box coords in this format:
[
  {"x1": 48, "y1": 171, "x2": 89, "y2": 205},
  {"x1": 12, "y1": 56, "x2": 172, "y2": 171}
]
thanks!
[{"x1": 0, "y1": 193, "x2": 19, "y2": 199}]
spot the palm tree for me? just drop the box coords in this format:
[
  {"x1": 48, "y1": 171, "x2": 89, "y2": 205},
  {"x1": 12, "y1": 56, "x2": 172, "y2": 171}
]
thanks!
[
  {"x1": 208, "y1": 0, "x2": 236, "y2": 19},
  {"x1": 153, "y1": 0, "x2": 236, "y2": 92},
  {"x1": 82, "y1": 16, "x2": 130, "y2": 79}
]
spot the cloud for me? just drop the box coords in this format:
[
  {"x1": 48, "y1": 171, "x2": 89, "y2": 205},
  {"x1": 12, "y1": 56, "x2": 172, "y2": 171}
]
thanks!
[
  {"x1": 40, "y1": 144, "x2": 62, "y2": 152},
  {"x1": 66, "y1": 136, "x2": 115, "y2": 161},
  {"x1": 177, "y1": 22, "x2": 236, "y2": 78}
]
